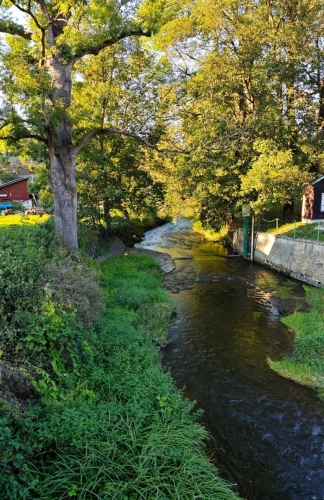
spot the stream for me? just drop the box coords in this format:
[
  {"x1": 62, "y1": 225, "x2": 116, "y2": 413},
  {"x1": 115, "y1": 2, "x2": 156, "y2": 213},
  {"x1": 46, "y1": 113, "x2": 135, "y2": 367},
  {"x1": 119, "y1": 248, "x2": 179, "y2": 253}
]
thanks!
[{"x1": 137, "y1": 218, "x2": 324, "y2": 500}]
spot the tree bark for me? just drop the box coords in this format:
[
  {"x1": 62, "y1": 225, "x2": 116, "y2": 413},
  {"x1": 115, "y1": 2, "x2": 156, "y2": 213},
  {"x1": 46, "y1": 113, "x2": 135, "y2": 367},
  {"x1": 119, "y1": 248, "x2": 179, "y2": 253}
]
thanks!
[
  {"x1": 46, "y1": 43, "x2": 79, "y2": 250},
  {"x1": 48, "y1": 146, "x2": 78, "y2": 251}
]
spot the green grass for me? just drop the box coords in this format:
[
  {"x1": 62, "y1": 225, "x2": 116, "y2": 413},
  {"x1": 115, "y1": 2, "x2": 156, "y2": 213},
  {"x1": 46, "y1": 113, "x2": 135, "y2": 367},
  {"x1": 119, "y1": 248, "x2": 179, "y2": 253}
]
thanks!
[
  {"x1": 266, "y1": 221, "x2": 324, "y2": 241},
  {"x1": 268, "y1": 358, "x2": 322, "y2": 388},
  {"x1": 268, "y1": 286, "x2": 324, "y2": 399},
  {"x1": 0, "y1": 214, "x2": 49, "y2": 226},
  {"x1": 0, "y1": 229, "x2": 238, "y2": 500},
  {"x1": 192, "y1": 220, "x2": 228, "y2": 242}
]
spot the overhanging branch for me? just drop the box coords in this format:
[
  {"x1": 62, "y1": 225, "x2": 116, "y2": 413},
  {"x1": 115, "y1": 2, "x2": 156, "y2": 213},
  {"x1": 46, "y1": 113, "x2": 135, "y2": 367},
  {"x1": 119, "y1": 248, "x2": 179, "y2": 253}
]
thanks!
[
  {"x1": 74, "y1": 30, "x2": 152, "y2": 62},
  {"x1": 0, "y1": 22, "x2": 32, "y2": 39},
  {"x1": 8, "y1": 0, "x2": 45, "y2": 31},
  {"x1": 0, "y1": 133, "x2": 46, "y2": 143},
  {"x1": 73, "y1": 127, "x2": 192, "y2": 155}
]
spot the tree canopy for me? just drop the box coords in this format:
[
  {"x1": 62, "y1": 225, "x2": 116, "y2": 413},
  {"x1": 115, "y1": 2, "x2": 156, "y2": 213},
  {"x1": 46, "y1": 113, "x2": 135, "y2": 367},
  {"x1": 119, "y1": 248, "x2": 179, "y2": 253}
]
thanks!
[
  {"x1": 1, "y1": 0, "x2": 324, "y2": 242},
  {"x1": 0, "y1": 0, "x2": 180, "y2": 249},
  {"x1": 156, "y1": 0, "x2": 324, "y2": 227}
]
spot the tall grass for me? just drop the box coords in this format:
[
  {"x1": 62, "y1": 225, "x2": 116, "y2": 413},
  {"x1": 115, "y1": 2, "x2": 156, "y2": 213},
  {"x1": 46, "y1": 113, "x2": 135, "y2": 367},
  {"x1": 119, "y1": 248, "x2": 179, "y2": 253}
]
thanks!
[
  {"x1": 268, "y1": 286, "x2": 324, "y2": 399},
  {"x1": 1, "y1": 233, "x2": 238, "y2": 499}
]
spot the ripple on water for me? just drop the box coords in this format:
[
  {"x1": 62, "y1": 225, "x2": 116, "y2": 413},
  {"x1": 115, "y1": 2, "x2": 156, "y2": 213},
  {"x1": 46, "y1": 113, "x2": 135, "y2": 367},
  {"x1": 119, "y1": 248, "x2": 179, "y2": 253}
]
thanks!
[{"x1": 141, "y1": 221, "x2": 324, "y2": 500}]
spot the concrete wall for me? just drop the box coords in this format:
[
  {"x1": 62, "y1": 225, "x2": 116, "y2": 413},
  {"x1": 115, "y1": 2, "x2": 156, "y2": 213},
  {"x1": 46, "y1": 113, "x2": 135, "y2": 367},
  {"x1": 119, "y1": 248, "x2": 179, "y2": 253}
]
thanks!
[{"x1": 233, "y1": 229, "x2": 324, "y2": 287}]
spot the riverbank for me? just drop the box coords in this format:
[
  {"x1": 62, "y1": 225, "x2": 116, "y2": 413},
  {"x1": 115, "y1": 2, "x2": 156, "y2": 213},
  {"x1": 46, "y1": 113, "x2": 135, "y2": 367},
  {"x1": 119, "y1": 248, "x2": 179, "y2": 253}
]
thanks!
[
  {"x1": 0, "y1": 220, "x2": 238, "y2": 499},
  {"x1": 192, "y1": 220, "x2": 228, "y2": 243},
  {"x1": 269, "y1": 285, "x2": 324, "y2": 400},
  {"x1": 234, "y1": 228, "x2": 324, "y2": 287},
  {"x1": 151, "y1": 220, "x2": 324, "y2": 498},
  {"x1": 231, "y1": 226, "x2": 324, "y2": 399}
]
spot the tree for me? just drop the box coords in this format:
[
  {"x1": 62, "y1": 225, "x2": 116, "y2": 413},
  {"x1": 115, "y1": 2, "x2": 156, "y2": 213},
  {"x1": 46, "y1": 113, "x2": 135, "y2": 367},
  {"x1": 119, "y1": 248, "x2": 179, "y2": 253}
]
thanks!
[
  {"x1": 240, "y1": 140, "x2": 311, "y2": 212},
  {"x1": 77, "y1": 135, "x2": 165, "y2": 227},
  {"x1": 0, "y1": 0, "x2": 179, "y2": 250},
  {"x1": 159, "y1": 0, "x2": 324, "y2": 227}
]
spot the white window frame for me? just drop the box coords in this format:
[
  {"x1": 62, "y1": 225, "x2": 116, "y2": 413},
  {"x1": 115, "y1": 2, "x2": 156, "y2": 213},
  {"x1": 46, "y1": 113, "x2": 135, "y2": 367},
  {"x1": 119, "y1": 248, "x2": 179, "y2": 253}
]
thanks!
[{"x1": 321, "y1": 193, "x2": 324, "y2": 212}]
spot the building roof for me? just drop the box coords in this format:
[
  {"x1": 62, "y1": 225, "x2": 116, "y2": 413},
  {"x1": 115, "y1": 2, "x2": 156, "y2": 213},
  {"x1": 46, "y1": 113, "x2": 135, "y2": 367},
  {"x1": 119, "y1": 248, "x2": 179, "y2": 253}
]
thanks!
[
  {"x1": 0, "y1": 177, "x2": 30, "y2": 189},
  {"x1": 312, "y1": 175, "x2": 324, "y2": 185}
]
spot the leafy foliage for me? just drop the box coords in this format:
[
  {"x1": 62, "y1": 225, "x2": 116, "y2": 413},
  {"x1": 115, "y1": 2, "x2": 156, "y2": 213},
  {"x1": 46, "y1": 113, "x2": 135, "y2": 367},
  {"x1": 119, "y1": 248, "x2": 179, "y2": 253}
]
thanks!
[
  {"x1": 154, "y1": 0, "x2": 324, "y2": 228},
  {"x1": 0, "y1": 218, "x2": 102, "y2": 361},
  {"x1": 241, "y1": 141, "x2": 311, "y2": 213},
  {"x1": 0, "y1": 224, "x2": 237, "y2": 499}
]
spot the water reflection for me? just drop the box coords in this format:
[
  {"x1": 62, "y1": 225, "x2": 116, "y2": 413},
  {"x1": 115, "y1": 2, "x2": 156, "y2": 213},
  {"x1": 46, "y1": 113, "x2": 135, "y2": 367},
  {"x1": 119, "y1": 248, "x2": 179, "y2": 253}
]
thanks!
[{"x1": 138, "y1": 220, "x2": 324, "y2": 500}]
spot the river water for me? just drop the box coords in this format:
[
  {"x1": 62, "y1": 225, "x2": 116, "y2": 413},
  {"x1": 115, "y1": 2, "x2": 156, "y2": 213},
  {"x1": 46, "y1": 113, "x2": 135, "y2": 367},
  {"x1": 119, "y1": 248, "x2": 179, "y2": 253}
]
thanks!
[{"x1": 137, "y1": 218, "x2": 324, "y2": 500}]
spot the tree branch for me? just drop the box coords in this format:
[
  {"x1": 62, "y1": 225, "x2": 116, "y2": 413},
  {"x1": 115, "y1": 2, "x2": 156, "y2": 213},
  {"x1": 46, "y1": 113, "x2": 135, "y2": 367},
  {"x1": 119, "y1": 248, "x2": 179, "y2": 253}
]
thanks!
[
  {"x1": 0, "y1": 21, "x2": 32, "y2": 39},
  {"x1": 37, "y1": 0, "x2": 50, "y2": 22},
  {"x1": 0, "y1": 133, "x2": 46, "y2": 143},
  {"x1": 74, "y1": 30, "x2": 152, "y2": 62},
  {"x1": 8, "y1": 0, "x2": 45, "y2": 31},
  {"x1": 73, "y1": 127, "x2": 192, "y2": 155},
  {"x1": 0, "y1": 120, "x2": 9, "y2": 130}
]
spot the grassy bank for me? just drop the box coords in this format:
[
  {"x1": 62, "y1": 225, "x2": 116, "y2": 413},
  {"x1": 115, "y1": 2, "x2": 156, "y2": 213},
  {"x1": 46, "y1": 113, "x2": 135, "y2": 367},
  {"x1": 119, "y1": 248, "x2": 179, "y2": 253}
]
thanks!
[
  {"x1": 192, "y1": 220, "x2": 228, "y2": 243},
  {"x1": 268, "y1": 286, "x2": 324, "y2": 399},
  {"x1": 266, "y1": 221, "x2": 324, "y2": 241},
  {"x1": 0, "y1": 221, "x2": 238, "y2": 499}
]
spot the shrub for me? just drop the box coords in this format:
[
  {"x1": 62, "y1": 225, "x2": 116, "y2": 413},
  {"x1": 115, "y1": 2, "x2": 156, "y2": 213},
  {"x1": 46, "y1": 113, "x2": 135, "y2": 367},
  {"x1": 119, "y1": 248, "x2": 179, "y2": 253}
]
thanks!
[
  {"x1": 0, "y1": 416, "x2": 37, "y2": 500},
  {"x1": 0, "y1": 221, "x2": 58, "y2": 355},
  {"x1": 43, "y1": 258, "x2": 104, "y2": 327}
]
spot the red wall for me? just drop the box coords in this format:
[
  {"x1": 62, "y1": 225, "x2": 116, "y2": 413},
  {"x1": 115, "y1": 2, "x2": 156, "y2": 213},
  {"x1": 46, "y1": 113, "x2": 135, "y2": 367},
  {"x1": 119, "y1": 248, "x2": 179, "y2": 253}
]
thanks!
[{"x1": 0, "y1": 180, "x2": 29, "y2": 201}]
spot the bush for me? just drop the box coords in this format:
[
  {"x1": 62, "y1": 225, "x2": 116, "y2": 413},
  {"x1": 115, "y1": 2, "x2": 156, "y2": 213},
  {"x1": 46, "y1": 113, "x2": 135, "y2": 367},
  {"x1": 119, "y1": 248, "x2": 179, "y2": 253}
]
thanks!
[
  {"x1": 0, "y1": 220, "x2": 59, "y2": 355},
  {"x1": 0, "y1": 219, "x2": 103, "y2": 358},
  {"x1": 0, "y1": 417, "x2": 37, "y2": 500},
  {"x1": 43, "y1": 257, "x2": 104, "y2": 327}
]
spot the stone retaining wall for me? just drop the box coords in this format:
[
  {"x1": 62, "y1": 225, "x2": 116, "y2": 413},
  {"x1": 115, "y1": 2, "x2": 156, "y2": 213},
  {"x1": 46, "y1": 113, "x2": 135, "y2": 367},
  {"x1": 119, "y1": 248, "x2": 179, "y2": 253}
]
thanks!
[{"x1": 233, "y1": 229, "x2": 324, "y2": 287}]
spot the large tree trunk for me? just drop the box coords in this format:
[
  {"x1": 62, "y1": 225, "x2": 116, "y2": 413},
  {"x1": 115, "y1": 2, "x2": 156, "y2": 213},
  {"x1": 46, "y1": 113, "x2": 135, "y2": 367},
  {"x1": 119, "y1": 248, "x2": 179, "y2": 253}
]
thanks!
[
  {"x1": 47, "y1": 47, "x2": 79, "y2": 250},
  {"x1": 49, "y1": 146, "x2": 78, "y2": 251}
]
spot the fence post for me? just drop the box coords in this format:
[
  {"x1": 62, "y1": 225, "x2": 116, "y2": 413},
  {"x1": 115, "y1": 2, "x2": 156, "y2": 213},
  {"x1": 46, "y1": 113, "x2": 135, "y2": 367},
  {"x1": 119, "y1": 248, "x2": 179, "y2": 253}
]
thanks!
[
  {"x1": 243, "y1": 216, "x2": 249, "y2": 259},
  {"x1": 250, "y1": 216, "x2": 255, "y2": 262},
  {"x1": 242, "y1": 206, "x2": 251, "y2": 260}
]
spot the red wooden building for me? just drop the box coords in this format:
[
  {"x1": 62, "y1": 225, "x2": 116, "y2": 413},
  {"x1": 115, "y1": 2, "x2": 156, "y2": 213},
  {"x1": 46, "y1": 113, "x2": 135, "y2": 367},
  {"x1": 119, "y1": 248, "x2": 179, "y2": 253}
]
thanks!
[{"x1": 0, "y1": 177, "x2": 30, "y2": 203}]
